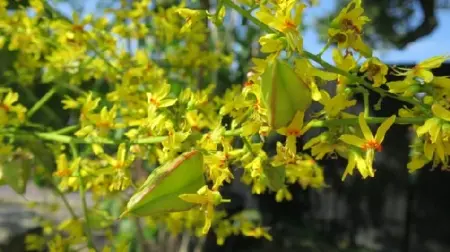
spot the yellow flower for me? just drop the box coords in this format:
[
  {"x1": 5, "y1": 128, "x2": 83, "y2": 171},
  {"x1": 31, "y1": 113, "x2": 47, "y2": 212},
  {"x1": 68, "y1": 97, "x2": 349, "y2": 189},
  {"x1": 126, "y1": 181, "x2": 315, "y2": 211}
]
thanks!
[
  {"x1": 360, "y1": 57, "x2": 389, "y2": 87},
  {"x1": 242, "y1": 226, "x2": 273, "y2": 241},
  {"x1": 0, "y1": 90, "x2": 27, "y2": 126},
  {"x1": 328, "y1": 0, "x2": 372, "y2": 57},
  {"x1": 294, "y1": 58, "x2": 337, "y2": 101},
  {"x1": 275, "y1": 187, "x2": 292, "y2": 202},
  {"x1": 303, "y1": 131, "x2": 347, "y2": 160},
  {"x1": 277, "y1": 111, "x2": 312, "y2": 155},
  {"x1": 340, "y1": 113, "x2": 396, "y2": 177},
  {"x1": 330, "y1": 0, "x2": 370, "y2": 33},
  {"x1": 147, "y1": 82, "x2": 177, "y2": 111},
  {"x1": 179, "y1": 185, "x2": 230, "y2": 234},
  {"x1": 176, "y1": 8, "x2": 207, "y2": 34},
  {"x1": 259, "y1": 34, "x2": 285, "y2": 53},
  {"x1": 407, "y1": 56, "x2": 449, "y2": 83},
  {"x1": 256, "y1": 1, "x2": 306, "y2": 52},
  {"x1": 415, "y1": 104, "x2": 450, "y2": 166},
  {"x1": 341, "y1": 149, "x2": 370, "y2": 180},
  {"x1": 318, "y1": 90, "x2": 356, "y2": 118},
  {"x1": 54, "y1": 154, "x2": 81, "y2": 192},
  {"x1": 332, "y1": 49, "x2": 357, "y2": 92}
]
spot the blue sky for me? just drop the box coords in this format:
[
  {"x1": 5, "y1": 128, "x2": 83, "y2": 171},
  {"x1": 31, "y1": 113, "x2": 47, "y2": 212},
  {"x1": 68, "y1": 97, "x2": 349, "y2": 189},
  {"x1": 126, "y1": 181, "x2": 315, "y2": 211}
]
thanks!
[{"x1": 55, "y1": 0, "x2": 450, "y2": 64}]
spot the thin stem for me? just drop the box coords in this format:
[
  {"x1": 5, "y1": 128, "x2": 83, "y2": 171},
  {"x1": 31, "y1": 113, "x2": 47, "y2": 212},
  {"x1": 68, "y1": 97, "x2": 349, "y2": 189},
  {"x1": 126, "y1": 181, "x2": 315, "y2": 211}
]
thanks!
[
  {"x1": 51, "y1": 183, "x2": 78, "y2": 219},
  {"x1": 353, "y1": 87, "x2": 370, "y2": 117},
  {"x1": 309, "y1": 116, "x2": 428, "y2": 128},
  {"x1": 19, "y1": 85, "x2": 61, "y2": 125},
  {"x1": 70, "y1": 142, "x2": 98, "y2": 252},
  {"x1": 27, "y1": 86, "x2": 58, "y2": 119},
  {"x1": 316, "y1": 41, "x2": 331, "y2": 57},
  {"x1": 242, "y1": 137, "x2": 256, "y2": 156},
  {"x1": 51, "y1": 125, "x2": 78, "y2": 135},
  {"x1": 6, "y1": 116, "x2": 426, "y2": 147}
]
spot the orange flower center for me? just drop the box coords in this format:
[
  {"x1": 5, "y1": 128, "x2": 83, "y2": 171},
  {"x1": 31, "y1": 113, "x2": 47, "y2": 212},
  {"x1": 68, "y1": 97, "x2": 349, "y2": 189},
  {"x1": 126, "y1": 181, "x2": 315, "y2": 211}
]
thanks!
[
  {"x1": 366, "y1": 64, "x2": 381, "y2": 79},
  {"x1": 282, "y1": 20, "x2": 296, "y2": 32},
  {"x1": 287, "y1": 128, "x2": 301, "y2": 136},
  {"x1": 96, "y1": 121, "x2": 111, "y2": 129},
  {"x1": 341, "y1": 19, "x2": 361, "y2": 34},
  {"x1": 0, "y1": 103, "x2": 9, "y2": 112},
  {"x1": 149, "y1": 97, "x2": 159, "y2": 106},
  {"x1": 244, "y1": 80, "x2": 253, "y2": 87},
  {"x1": 362, "y1": 139, "x2": 382, "y2": 152},
  {"x1": 55, "y1": 169, "x2": 71, "y2": 177}
]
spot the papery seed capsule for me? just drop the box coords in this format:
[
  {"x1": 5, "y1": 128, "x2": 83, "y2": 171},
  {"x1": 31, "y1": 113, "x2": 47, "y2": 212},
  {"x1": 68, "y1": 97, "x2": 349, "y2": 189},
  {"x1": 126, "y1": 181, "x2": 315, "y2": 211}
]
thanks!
[
  {"x1": 260, "y1": 59, "x2": 312, "y2": 129},
  {"x1": 120, "y1": 150, "x2": 206, "y2": 218}
]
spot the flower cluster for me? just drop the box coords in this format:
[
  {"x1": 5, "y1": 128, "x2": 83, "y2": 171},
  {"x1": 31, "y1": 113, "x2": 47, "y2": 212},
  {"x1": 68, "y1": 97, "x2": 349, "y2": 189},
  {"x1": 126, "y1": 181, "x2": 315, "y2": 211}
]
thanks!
[{"x1": 0, "y1": 0, "x2": 448, "y2": 251}]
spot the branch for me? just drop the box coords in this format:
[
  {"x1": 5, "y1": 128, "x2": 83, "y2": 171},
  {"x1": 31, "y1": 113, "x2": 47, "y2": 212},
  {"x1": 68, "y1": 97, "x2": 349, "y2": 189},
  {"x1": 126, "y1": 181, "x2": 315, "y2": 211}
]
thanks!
[{"x1": 397, "y1": 0, "x2": 437, "y2": 49}]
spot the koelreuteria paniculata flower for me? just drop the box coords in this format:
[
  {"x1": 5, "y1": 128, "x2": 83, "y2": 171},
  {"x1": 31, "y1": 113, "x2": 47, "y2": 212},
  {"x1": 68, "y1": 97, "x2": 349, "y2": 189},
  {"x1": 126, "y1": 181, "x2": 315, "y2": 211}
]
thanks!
[{"x1": 0, "y1": 0, "x2": 449, "y2": 250}]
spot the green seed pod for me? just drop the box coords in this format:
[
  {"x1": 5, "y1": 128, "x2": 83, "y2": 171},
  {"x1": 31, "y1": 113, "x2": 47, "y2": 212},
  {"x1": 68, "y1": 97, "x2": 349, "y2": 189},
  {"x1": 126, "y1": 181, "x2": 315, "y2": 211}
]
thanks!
[
  {"x1": 120, "y1": 150, "x2": 206, "y2": 218},
  {"x1": 260, "y1": 59, "x2": 312, "y2": 129}
]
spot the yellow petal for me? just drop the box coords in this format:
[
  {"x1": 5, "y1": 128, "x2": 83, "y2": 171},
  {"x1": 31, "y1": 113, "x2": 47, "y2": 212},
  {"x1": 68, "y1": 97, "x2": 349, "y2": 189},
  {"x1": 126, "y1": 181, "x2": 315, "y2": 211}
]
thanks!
[
  {"x1": 342, "y1": 152, "x2": 356, "y2": 181},
  {"x1": 355, "y1": 153, "x2": 369, "y2": 178},
  {"x1": 418, "y1": 55, "x2": 448, "y2": 69},
  {"x1": 340, "y1": 134, "x2": 365, "y2": 148},
  {"x1": 358, "y1": 113, "x2": 374, "y2": 140},
  {"x1": 432, "y1": 103, "x2": 450, "y2": 121},
  {"x1": 417, "y1": 69, "x2": 434, "y2": 83},
  {"x1": 424, "y1": 140, "x2": 435, "y2": 160},
  {"x1": 436, "y1": 138, "x2": 446, "y2": 164},
  {"x1": 374, "y1": 115, "x2": 396, "y2": 143},
  {"x1": 286, "y1": 135, "x2": 297, "y2": 154}
]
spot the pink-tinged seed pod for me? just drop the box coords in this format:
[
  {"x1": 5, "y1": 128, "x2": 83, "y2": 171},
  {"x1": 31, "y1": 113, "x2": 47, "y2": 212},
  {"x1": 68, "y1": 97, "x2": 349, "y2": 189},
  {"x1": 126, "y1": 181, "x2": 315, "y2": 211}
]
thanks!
[{"x1": 260, "y1": 59, "x2": 312, "y2": 129}]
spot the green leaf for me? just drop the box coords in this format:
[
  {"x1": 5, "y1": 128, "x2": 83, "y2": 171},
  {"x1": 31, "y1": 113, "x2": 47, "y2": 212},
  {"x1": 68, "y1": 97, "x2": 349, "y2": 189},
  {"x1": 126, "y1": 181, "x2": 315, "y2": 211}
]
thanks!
[
  {"x1": 1, "y1": 153, "x2": 32, "y2": 194},
  {"x1": 263, "y1": 165, "x2": 286, "y2": 192}
]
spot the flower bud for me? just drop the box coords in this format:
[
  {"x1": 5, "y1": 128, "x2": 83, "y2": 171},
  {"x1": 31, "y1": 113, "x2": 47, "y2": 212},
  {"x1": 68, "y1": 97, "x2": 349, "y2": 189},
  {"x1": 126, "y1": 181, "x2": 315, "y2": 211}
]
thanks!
[{"x1": 260, "y1": 59, "x2": 312, "y2": 129}]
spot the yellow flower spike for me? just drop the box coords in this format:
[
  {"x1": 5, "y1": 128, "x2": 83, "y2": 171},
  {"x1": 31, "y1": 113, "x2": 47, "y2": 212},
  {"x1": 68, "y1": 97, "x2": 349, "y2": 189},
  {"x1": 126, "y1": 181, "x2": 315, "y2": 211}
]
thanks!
[{"x1": 360, "y1": 57, "x2": 389, "y2": 87}]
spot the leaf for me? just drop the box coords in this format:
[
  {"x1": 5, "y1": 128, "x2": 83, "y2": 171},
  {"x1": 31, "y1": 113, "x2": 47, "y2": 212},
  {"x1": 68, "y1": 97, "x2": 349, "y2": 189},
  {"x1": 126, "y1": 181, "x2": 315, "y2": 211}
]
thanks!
[
  {"x1": 260, "y1": 59, "x2": 312, "y2": 129},
  {"x1": 121, "y1": 150, "x2": 206, "y2": 217},
  {"x1": 1, "y1": 154, "x2": 32, "y2": 194},
  {"x1": 263, "y1": 165, "x2": 286, "y2": 192}
]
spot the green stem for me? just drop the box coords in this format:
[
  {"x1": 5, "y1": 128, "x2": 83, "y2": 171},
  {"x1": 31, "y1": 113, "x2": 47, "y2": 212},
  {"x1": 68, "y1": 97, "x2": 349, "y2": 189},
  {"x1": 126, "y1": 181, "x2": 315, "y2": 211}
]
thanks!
[
  {"x1": 51, "y1": 125, "x2": 78, "y2": 135},
  {"x1": 27, "y1": 87, "x2": 58, "y2": 119},
  {"x1": 19, "y1": 85, "x2": 61, "y2": 125},
  {"x1": 309, "y1": 116, "x2": 427, "y2": 128},
  {"x1": 242, "y1": 137, "x2": 256, "y2": 156},
  {"x1": 51, "y1": 183, "x2": 78, "y2": 219},
  {"x1": 222, "y1": 0, "x2": 429, "y2": 112},
  {"x1": 353, "y1": 87, "x2": 370, "y2": 117},
  {"x1": 5, "y1": 116, "x2": 426, "y2": 146},
  {"x1": 70, "y1": 142, "x2": 98, "y2": 252}
]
